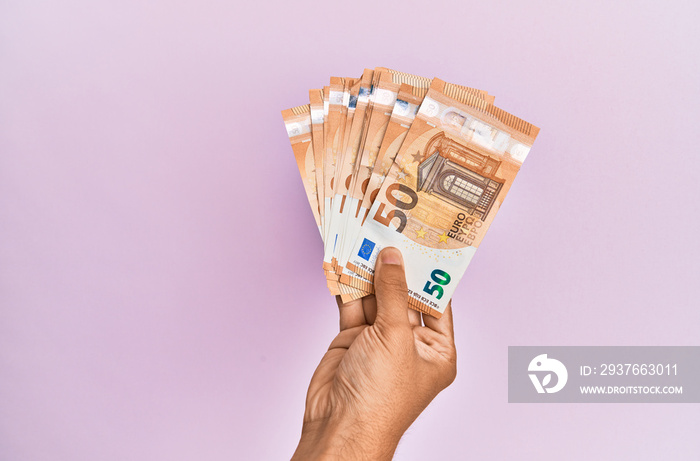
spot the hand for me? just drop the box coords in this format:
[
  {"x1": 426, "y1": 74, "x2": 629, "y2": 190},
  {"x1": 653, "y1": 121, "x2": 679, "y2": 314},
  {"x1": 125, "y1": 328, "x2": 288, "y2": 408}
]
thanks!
[{"x1": 292, "y1": 247, "x2": 457, "y2": 460}]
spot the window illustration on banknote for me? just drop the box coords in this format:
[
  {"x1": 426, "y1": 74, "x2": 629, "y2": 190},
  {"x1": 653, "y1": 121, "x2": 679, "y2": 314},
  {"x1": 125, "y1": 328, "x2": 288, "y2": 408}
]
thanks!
[{"x1": 416, "y1": 133, "x2": 504, "y2": 221}]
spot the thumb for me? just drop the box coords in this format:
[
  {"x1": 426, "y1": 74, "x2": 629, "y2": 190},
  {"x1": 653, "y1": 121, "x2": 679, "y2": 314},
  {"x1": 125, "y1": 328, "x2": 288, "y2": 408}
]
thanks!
[{"x1": 373, "y1": 247, "x2": 410, "y2": 328}]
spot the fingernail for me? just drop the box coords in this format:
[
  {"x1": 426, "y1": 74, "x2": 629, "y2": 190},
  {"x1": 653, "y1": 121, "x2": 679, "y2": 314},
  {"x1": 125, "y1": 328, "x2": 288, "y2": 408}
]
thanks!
[{"x1": 379, "y1": 247, "x2": 402, "y2": 265}]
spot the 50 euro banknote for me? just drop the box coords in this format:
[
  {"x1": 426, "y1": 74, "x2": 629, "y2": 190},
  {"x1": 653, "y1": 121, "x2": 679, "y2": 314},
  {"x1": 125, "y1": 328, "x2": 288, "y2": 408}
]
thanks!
[
  {"x1": 341, "y1": 78, "x2": 540, "y2": 318},
  {"x1": 281, "y1": 104, "x2": 323, "y2": 238}
]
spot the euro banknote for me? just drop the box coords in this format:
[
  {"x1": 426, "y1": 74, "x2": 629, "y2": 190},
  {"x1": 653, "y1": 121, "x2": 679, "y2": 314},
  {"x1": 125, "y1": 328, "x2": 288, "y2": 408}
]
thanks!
[{"x1": 282, "y1": 68, "x2": 539, "y2": 317}]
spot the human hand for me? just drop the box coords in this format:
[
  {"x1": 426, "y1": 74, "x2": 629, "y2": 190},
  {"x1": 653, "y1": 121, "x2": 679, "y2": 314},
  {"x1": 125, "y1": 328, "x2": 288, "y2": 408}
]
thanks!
[{"x1": 292, "y1": 247, "x2": 457, "y2": 460}]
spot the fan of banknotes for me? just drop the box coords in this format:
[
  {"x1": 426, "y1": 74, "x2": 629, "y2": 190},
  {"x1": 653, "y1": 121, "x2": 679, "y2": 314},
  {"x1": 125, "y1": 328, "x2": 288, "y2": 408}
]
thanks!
[{"x1": 282, "y1": 67, "x2": 539, "y2": 318}]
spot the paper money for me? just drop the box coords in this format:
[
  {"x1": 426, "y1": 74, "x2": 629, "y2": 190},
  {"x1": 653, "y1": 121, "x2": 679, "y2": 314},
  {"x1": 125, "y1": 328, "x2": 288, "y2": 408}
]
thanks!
[
  {"x1": 281, "y1": 104, "x2": 322, "y2": 237},
  {"x1": 337, "y1": 76, "x2": 494, "y2": 289},
  {"x1": 309, "y1": 89, "x2": 326, "y2": 231},
  {"x1": 282, "y1": 69, "x2": 539, "y2": 317}
]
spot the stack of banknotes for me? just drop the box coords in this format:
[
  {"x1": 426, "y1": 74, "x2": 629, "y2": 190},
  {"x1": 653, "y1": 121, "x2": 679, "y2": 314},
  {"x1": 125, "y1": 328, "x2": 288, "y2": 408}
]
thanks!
[{"x1": 282, "y1": 68, "x2": 540, "y2": 318}]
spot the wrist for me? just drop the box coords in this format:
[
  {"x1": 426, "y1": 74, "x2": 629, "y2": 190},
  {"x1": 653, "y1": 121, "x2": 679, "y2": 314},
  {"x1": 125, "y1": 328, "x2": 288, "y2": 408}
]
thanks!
[{"x1": 292, "y1": 415, "x2": 401, "y2": 461}]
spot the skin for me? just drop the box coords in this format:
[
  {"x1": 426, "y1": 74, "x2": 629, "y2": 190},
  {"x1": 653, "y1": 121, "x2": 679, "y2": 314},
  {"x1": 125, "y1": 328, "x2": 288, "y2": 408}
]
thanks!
[{"x1": 292, "y1": 247, "x2": 458, "y2": 460}]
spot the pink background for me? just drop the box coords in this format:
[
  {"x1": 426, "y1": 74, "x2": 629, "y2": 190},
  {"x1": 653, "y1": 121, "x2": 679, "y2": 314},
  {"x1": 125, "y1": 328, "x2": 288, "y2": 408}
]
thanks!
[{"x1": 1, "y1": 1, "x2": 699, "y2": 460}]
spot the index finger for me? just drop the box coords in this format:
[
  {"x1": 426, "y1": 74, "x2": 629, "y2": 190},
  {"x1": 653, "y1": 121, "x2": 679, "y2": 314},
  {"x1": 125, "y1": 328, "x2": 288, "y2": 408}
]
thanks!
[
  {"x1": 422, "y1": 300, "x2": 454, "y2": 339},
  {"x1": 336, "y1": 295, "x2": 367, "y2": 331}
]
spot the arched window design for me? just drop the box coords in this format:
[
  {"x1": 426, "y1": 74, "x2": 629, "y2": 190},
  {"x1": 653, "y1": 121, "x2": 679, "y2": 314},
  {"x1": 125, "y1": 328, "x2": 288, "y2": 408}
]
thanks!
[
  {"x1": 441, "y1": 174, "x2": 484, "y2": 205},
  {"x1": 417, "y1": 134, "x2": 504, "y2": 220}
]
